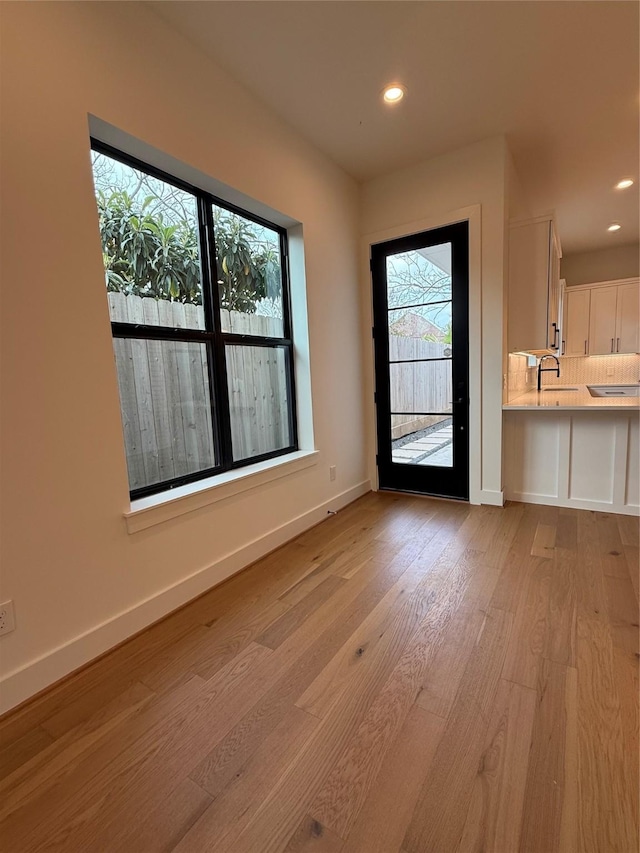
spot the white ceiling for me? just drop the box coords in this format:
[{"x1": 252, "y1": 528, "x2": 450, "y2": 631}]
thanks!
[{"x1": 150, "y1": 1, "x2": 639, "y2": 255}]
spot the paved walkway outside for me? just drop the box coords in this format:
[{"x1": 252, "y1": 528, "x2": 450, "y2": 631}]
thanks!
[{"x1": 392, "y1": 423, "x2": 453, "y2": 467}]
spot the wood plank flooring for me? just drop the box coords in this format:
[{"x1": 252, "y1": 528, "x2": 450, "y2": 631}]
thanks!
[{"x1": 0, "y1": 493, "x2": 637, "y2": 852}]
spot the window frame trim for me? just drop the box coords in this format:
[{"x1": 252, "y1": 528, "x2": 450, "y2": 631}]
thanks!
[{"x1": 91, "y1": 139, "x2": 299, "y2": 501}]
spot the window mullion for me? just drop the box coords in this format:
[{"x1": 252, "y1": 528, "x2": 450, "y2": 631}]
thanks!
[
  {"x1": 193, "y1": 195, "x2": 223, "y2": 469},
  {"x1": 110, "y1": 322, "x2": 213, "y2": 343},
  {"x1": 280, "y1": 230, "x2": 298, "y2": 450},
  {"x1": 202, "y1": 198, "x2": 234, "y2": 469},
  {"x1": 281, "y1": 232, "x2": 293, "y2": 342},
  {"x1": 283, "y1": 345, "x2": 298, "y2": 451},
  {"x1": 221, "y1": 333, "x2": 292, "y2": 348}
]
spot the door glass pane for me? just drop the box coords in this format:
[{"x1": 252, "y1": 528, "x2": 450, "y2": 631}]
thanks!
[
  {"x1": 213, "y1": 206, "x2": 285, "y2": 337},
  {"x1": 388, "y1": 303, "x2": 452, "y2": 346},
  {"x1": 389, "y1": 360, "x2": 452, "y2": 413},
  {"x1": 391, "y1": 415, "x2": 453, "y2": 468},
  {"x1": 387, "y1": 243, "x2": 452, "y2": 361},
  {"x1": 91, "y1": 151, "x2": 205, "y2": 329},
  {"x1": 226, "y1": 345, "x2": 290, "y2": 461},
  {"x1": 386, "y1": 243, "x2": 452, "y2": 310},
  {"x1": 113, "y1": 338, "x2": 216, "y2": 492},
  {"x1": 386, "y1": 239, "x2": 454, "y2": 470},
  {"x1": 388, "y1": 321, "x2": 453, "y2": 362}
]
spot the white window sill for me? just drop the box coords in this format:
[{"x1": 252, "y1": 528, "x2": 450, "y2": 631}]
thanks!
[{"x1": 124, "y1": 450, "x2": 319, "y2": 534}]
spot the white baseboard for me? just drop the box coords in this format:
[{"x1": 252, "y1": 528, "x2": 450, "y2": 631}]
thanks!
[
  {"x1": 479, "y1": 489, "x2": 505, "y2": 507},
  {"x1": 505, "y1": 489, "x2": 639, "y2": 516},
  {"x1": 0, "y1": 480, "x2": 371, "y2": 716}
]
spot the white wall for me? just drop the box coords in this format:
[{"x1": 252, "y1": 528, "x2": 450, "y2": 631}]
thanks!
[
  {"x1": 506, "y1": 150, "x2": 533, "y2": 223},
  {"x1": 504, "y1": 150, "x2": 534, "y2": 405},
  {"x1": 0, "y1": 3, "x2": 367, "y2": 711},
  {"x1": 562, "y1": 243, "x2": 640, "y2": 286},
  {"x1": 360, "y1": 137, "x2": 508, "y2": 504}
]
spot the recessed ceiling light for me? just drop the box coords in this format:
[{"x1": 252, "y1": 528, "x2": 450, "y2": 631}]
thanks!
[
  {"x1": 382, "y1": 84, "x2": 406, "y2": 104},
  {"x1": 615, "y1": 178, "x2": 634, "y2": 190},
  {"x1": 607, "y1": 222, "x2": 622, "y2": 232}
]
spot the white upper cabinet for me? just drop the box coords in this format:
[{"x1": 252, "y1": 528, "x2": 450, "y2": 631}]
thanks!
[
  {"x1": 548, "y1": 231, "x2": 561, "y2": 351},
  {"x1": 508, "y1": 217, "x2": 562, "y2": 354},
  {"x1": 563, "y1": 288, "x2": 591, "y2": 356},
  {"x1": 616, "y1": 282, "x2": 640, "y2": 354},
  {"x1": 561, "y1": 279, "x2": 638, "y2": 356},
  {"x1": 589, "y1": 286, "x2": 619, "y2": 354}
]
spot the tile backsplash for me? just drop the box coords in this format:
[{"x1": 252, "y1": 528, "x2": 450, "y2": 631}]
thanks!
[
  {"x1": 545, "y1": 353, "x2": 640, "y2": 385},
  {"x1": 507, "y1": 352, "x2": 640, "y2": 401},
  {"x1": 508, "y1": 353, "x2": 536, "y2": 401}
]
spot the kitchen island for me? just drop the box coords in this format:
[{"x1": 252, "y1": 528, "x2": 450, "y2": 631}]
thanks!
[{"x1": 503, "y1": 385, "x2": 639, "y2": 515}]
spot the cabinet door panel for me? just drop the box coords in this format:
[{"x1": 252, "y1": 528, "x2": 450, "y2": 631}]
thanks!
[
  {"x1": 615, "y1": 282, "x2": 639, "y2": 353},
  {"x1": 548, "y1": 234, "x2": 561, "y2": 352},
  {"x1": 508, "y1": 219, "x2": 552, "y2": 353},
  {"x1": 564, "y1": 289, "x2": 590, "y2": 356},
  {"x1": 588, "y1": 286, "x2": 618, "y2": 355}
]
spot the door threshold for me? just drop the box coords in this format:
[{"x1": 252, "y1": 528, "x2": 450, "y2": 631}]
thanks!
[{"x1": 378, "y1": 487, "x2": 468, "y2": 503}]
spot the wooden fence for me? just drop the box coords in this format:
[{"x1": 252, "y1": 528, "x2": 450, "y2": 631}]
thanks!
[
  {"x1": 108, "y1": 293, "x2": 288, "y2": 491},
  {"x1": 389, "y1": 337, "x2": 452, "y2": 439}
]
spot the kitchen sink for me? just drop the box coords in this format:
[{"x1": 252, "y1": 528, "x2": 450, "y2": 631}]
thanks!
[
  {"x1": 587, "y1": 384, "x2": 640, "y2": 397},
  {"x1": 543, "y1": 387, "x2": 578, "y2": 392}
]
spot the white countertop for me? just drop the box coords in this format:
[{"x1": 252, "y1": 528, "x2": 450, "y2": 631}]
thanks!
[{"x1": 504, "y1": 384, "x2": 640, "y2": 411}]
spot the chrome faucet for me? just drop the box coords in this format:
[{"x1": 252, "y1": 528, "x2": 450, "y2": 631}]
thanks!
[{"x1": 537, "y1": 354, "x2": 560, "y2": 391}]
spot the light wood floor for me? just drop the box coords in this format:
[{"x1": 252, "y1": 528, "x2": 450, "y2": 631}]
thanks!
[{"x1": 1, "y1": 493, "x2": 638, "y2": 852}]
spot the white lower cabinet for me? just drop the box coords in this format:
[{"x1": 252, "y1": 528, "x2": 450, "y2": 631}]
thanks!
[{"x1": 503, "y1": 411, "x2": 639, "y2": 515}]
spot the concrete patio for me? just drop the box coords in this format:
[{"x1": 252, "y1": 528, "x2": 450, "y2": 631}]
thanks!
[{"x1": 391, "y1": 422, "x2": 453, "y2": 467}]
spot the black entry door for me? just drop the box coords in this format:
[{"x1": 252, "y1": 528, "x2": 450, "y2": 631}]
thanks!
[{"x1": 371, "y1": 221, "x2": 469, "y2": 500}]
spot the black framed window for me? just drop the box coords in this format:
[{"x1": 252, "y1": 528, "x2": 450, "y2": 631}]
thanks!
[{"x1": 91, "y1": 140, "x2": 297, "y2": 499}]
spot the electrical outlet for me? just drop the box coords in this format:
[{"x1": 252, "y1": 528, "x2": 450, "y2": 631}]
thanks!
[
  {"x1": 0, "y1": 600, "x2": 16, "y2": 636},
  {"x1": 329, "y1": 465, "x2": 337, "y2": 481}
]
